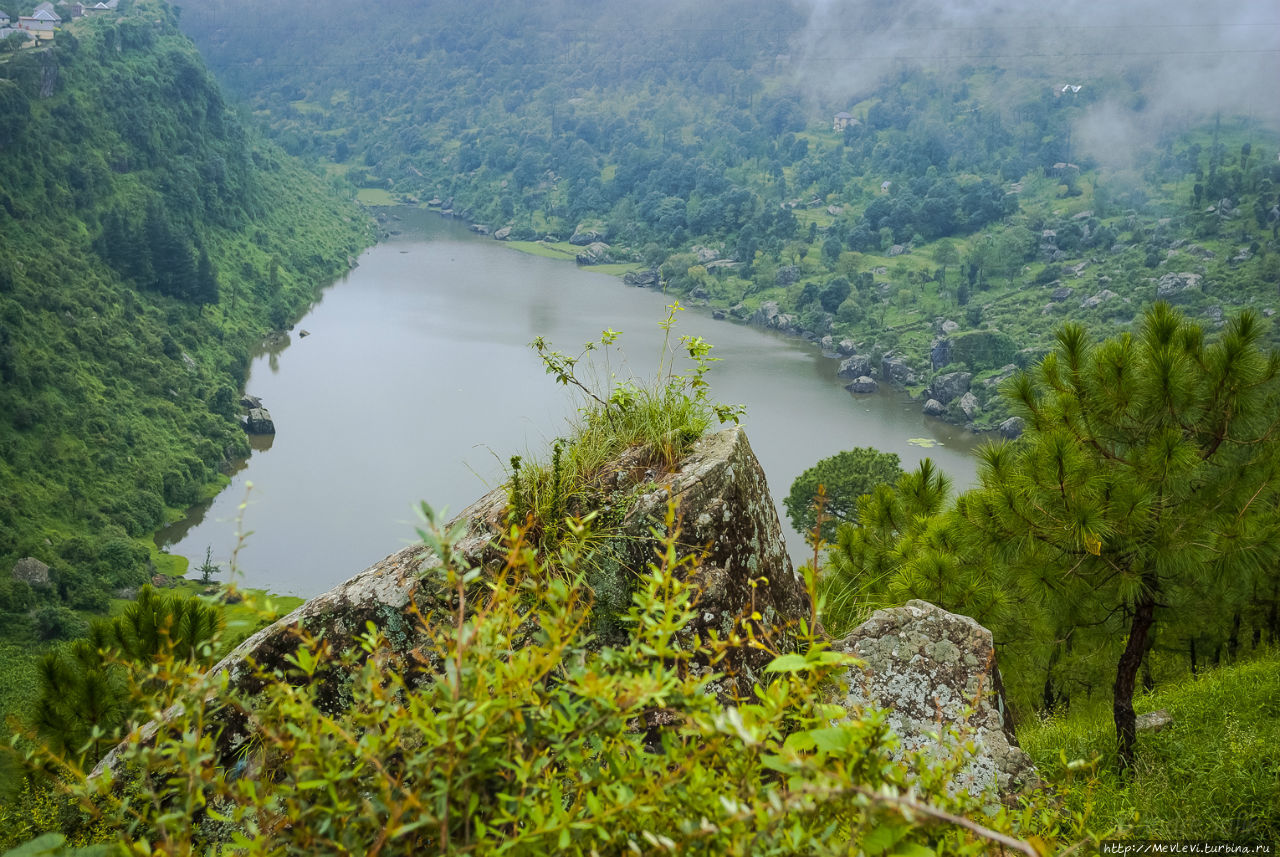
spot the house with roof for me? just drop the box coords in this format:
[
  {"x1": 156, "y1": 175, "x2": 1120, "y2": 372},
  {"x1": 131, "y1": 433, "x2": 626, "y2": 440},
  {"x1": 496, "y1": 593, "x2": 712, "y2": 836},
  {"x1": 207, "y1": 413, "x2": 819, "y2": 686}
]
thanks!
[
  {"x1": 833, "y1": 111, "x2": 858, "y2": 132},
  {"x1": 17, "y1": 8, "x2": 61, "y2": 32},
  {"x1": 0, "y1": 11, "x2": 10, "y2": 26}
]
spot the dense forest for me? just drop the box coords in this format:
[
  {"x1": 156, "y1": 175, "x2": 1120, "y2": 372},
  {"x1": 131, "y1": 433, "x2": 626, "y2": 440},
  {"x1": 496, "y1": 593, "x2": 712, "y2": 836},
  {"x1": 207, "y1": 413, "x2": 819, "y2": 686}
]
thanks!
[
  {"x1": 181, "y1": 0, "x2": 1280, "y2": 430},
  {"x1": 1, "y1": 0, "x2": 1278, "y2": 851},
  {"x1": 0, "y1": 0, "x2": 370, "y2": 762}
]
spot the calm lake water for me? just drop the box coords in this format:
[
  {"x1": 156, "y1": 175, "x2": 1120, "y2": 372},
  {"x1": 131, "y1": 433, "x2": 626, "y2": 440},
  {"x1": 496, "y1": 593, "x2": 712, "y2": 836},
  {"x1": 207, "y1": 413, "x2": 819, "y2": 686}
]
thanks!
[{"x1": 159, "y1": 210, "x2": 980, "y2": 597}]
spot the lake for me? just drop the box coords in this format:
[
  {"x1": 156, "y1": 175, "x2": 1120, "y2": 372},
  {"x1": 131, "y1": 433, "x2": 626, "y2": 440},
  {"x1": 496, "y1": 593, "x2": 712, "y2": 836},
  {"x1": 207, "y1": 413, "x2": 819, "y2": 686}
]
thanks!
[{"x1": 159, "y1": 210, "x2": 980, "y2": 596}]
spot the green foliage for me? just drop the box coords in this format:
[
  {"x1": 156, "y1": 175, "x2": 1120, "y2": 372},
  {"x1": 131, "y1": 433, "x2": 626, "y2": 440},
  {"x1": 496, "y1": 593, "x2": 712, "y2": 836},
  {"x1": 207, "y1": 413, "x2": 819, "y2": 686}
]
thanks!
[
  {"x1": 515, "y1": 303, "x2": 743, "y2": 552},
  {"x1": 784, "y1": 447, "x2": 903, "y2": 544},
  {"x1": 958, "y1": 303, "x2": 1280, "y2": 766},
  {"x1": 31, "y1": 585, "x2": 223, "y2": 765},
  {"x1": 0, "y1": 0, "x2": 371, "y2": 627},
  {"x1": 20, "y1": 511, "x2": 1062, "y2": 855},
  {"x1": 1019, "y1": 649, "x2": 1280, "y2": 843}
]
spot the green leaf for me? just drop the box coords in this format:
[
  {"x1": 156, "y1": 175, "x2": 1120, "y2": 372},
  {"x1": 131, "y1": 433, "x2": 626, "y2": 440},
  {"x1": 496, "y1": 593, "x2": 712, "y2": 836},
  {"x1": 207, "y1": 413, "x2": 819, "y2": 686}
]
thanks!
[{"x1": 764, "y1": 653, "x2": 810, "y2": 673}]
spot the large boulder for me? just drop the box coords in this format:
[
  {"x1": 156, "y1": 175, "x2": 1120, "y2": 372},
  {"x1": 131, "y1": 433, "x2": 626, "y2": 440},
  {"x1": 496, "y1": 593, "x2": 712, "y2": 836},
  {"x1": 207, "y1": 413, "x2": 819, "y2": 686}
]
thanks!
[
  {"x1": 845, "y1": 376, "x2": 878, "y2": 394},
  {"x1": 750, "y1": 301, "x2": 782, "y2": 329},
  {"x1": 575, "y1": 242, "x2": 612, "y2": 265},
  {"x1": 623, "y1": 269, "x2": 659, "y2": 289},
  {"x1": 12, "y1": 557, "x2": 51, "y2": 588},
  {"x1": 929, "y1": 337, "x2": 952, "y2": 371},
  {"x1": 999, "y1": 416, "x2": 1025, "y2": 439},
  {"x1": 925, "y1": 371, "x2": 972, "y2": 405},
  {"x1": 922, "y1": 398, "x2": 945, "y2": 417},
  {"x1": 1155, "y1": 272, "x2": 1203, "y2": 303},
  {"x1": 243, "y1": 408, "x2": 276, "y2": 435},
  {"x1": 836, "y1": 354, "x2": 874, "y2": 380},
  {"x1": 569, "y1": 225, "x2": 605, "y2": 246},
  {"x1": 96, "y1": 427, "x2": 807, "y2": 775},
  {"x1": 880, "y1": 352, "x2": 915, "y2": 386},
  {"x1": 958, "y1": 391, "x2": 980, "y2": 420},
  {"x1": 832, "y1": 600, "x2": 1038, "y2": 797}
]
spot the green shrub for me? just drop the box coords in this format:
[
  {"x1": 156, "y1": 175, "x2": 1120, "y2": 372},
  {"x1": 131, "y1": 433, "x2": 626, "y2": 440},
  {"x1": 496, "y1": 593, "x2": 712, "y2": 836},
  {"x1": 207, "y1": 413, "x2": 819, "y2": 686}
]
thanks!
[{"x1": 21, "y1": 510, "x2": 1066, "y2": 855}]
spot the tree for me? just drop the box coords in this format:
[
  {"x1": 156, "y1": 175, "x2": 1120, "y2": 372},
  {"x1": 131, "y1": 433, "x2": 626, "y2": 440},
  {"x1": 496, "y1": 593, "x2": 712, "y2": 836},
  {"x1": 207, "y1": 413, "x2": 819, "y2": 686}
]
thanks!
[
  {"x1": 957, "y1": 304, "x2": 1280, "y2": 768},
  {"x1": 785, "y1": 447, "x2": 903, "y2": 545},
  {"x1": 32, "y1": 586, "x2": 223, "y2": 764}
]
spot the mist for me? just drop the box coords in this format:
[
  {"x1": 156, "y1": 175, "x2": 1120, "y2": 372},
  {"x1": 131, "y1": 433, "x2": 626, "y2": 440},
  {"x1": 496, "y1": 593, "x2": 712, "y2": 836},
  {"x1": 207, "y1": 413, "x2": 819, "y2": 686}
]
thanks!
[{"x1": 788, "y1": 0, "x2": 1280, "y2": 166}]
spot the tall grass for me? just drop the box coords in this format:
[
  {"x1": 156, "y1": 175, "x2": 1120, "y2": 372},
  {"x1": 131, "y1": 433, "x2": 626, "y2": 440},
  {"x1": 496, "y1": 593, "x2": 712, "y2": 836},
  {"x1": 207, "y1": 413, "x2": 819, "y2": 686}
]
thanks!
[{"x1": 1018, "y1": 648, "x2": 1280, "y2": 842}]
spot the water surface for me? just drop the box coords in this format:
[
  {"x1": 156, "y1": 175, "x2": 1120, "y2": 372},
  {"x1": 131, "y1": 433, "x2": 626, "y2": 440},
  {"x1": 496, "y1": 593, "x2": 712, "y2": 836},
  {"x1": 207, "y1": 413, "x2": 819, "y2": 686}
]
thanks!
[{"x1": 161, "y1": 211, "x2": 980, "y2": 596}]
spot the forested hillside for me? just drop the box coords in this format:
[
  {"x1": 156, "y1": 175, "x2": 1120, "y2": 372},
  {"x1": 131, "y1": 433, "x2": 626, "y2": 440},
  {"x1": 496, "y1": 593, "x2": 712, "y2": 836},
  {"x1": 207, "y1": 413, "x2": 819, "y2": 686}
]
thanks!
[
  {"x1": 0, "y1": 0, "x2": 370, "y2": 656},
  {"x1": 181, "y1": 0, "x2": 1280, "y2": 429}
]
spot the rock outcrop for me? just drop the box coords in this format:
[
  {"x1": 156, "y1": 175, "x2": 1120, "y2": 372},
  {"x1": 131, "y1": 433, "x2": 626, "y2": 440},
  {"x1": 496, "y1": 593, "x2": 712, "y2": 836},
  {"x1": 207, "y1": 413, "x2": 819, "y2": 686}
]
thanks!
[
  {"x1": 11, "y1": 557, "x2": 51, "y2": 588},
  {"x1": 925, "y1": 371, "x2": 972, "y2": 405},
  {"x1": 96, "y1": 427, "x2": 807, "y2": 775},
  {"x1": 832, "y1": 600, "x2": 1038, "y2": 797},
  {"x1": 243, "y1": 407, "x2": 275, "y2": 435},
  {"x1": 845, "y1": 376, "x2": 878, "y2": 394}
]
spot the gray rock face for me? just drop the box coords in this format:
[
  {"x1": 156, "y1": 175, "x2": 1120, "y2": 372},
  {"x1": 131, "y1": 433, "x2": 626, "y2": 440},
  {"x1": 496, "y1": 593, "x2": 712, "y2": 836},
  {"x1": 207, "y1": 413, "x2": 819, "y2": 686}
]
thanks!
[
  {"x1": 96, "y1": 427, "x2": 808, "y2": 776},
  {"x1": 1155, "y1": 272, "x2": 1203, "y2": 303},
  {"x1": 729, "y1": 302, "x2": 750, "y2": 320},
  {"x1": 569, "y1": 225, "x2": 604, "y2": 246},
  {"x1": 837, "y1": 339, "x2": 857, "y2": 357},
  {"x1": 929, "y1": 337, "x2": 952, "y2": 371},
  {"x1": 575, "y1": 242, "x2": 612, "y2": 265},
  {"x1": 999, "y1": 416, "x2": 1025, "y2": 439},
  {"x1": 12, "y1": 557, "x2": 51, "y2": 588},
  {"x1": 1050, "y1": 286, "x2": 1074, "y2": 303},
  {"x1": 922, "y1": 398, "x2": 945, "y2": 417},
  {"x1": 239, "y1": 394, "x2": 262, "y2": 410},
  {"x1": 750, "y1": 301, "x2": 782, "y2": 328},
  {"x1": 832, "y1": 600, "x2": 1038, "y2": 797},
  {"x1": 880, "y1": 353, "x2": 915, "y2": 386},
  {"x1": 958, "y1": 391, "x2": 980, "y2": 420},
  {"x1": 1081, "y1": 289, "x2": 1119, "y2": 309},
  {"x1": 926, "y1": 371, "x2": 972, "y2": 405},
  {"x1": 623, "y1": 269, "x2": 659, "y2": 288},
  {"x1": 244, "y1": 408, "x2": 276, "y2": 435},
  {"x1": 776, "y1": 265, "x2": 801, "y2": 286},
  {"x1": 837, "y1": 354, "x2": 874, "y2": 380},
  {"x1": 493, "y1": 226, "x2": 512, "y2": 240},
  {"x1": 845, "y1": 376, "x2": 878, "y2": 394}
]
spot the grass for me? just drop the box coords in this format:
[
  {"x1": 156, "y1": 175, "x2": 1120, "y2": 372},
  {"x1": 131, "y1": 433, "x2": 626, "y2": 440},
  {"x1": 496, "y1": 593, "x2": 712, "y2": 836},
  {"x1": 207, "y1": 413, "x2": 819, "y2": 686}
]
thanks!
[
  {"x1": 1018, "y1": 648, "x2": 1280, "y2": 842},
  {"x1": 355, "y1": 188, "x2": 398, "y2": 206}
]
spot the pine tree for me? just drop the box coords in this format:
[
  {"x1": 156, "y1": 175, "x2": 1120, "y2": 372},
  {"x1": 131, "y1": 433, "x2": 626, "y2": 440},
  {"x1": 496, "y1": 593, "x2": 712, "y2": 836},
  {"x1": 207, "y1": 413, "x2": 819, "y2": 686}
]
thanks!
[{"x1": 957, "y1": 303, "x2": 1280, "y2": 768}]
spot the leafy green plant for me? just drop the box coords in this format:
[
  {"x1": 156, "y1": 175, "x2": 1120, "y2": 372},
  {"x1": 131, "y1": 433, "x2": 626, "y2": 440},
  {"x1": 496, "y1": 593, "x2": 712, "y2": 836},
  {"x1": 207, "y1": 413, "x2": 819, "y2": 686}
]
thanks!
[
  {"x1": 513, "y1": 302, "x2": 743, "y2": 550},
  {"x1": 15, "y1": 507, "x2": 1064, "y2": 855}
]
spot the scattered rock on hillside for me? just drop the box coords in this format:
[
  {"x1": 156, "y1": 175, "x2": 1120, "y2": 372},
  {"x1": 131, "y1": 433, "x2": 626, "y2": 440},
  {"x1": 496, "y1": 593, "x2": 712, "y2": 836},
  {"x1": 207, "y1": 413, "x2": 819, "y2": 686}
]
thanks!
[
  {"x1": 832, "y1": 600, "x2": 1039, "y2": 797},
  {"x1": 569, "y1": 225, "x2": 604, "y2": 246},
  {"x1": 1155, "y1": 272, "x2": 1202, "y2": 303},
  {"x1": 1081, "y1": 289, "x2": 1119, "y2": 309},
  {"x1": 1136, "y1": 709, "x2": 1173, "y2": 733},
  {"x1": 239, "y1": 394, "x2": 262, "y2": 409},
  {"x1": 930, "y1": 337, "x2": 952, "y2": 370},
  {"x1": 958, "y1": 391, "x2": 980, "y2": 420},
  {"x1": 575, "y1": 242, "x2": 612, "y2": 265},
  {"x1": 493, "y1": 226, "x2": 511, "y2": 240},
  {"x1": 999, "y1": 416, "x2": 1025, "y2": 439},
  {"x1": 11, "y1": 557, "x2": 51, "y2": 588}
]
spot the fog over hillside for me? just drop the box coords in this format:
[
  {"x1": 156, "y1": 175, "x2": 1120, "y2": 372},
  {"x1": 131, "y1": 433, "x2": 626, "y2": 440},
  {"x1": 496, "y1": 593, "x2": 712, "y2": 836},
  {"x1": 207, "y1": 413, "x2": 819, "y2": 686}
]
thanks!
[{"x1": 789, "y1": 0, "x2": 1280, "y2": 164}]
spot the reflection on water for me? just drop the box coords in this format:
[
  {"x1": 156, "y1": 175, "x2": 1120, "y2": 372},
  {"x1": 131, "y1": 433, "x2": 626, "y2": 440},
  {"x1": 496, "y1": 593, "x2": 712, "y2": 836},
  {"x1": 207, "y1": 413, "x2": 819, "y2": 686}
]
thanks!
[{"x1": 161, "y1": 209, "x2": 981, "y2": 597}]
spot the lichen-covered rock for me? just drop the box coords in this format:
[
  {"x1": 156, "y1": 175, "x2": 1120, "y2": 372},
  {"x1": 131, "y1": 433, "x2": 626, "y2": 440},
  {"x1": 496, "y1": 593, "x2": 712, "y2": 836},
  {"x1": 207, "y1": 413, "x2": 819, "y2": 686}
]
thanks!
[
  {"x1": 832, "y1": 600, "x2": 1038, "y2": 797},
  {"x1": 95, "y1": 427, "x2": 806, "y2": 776},
  {"x1": 958, "y1": 391, "x2": 980, "y2": 419},
  {"x1": 11, "y1": 557, "x2": 50, "y2": 588},
  {"x1": 999, "y1": 416, "x2": 1025, "y2": 439},
  {"x1": 1136, "y1": 709, "x2": 1173, "y2": 733},
  {"x1": 922, "y1": 398, "x2": 945, "y2": 417}
]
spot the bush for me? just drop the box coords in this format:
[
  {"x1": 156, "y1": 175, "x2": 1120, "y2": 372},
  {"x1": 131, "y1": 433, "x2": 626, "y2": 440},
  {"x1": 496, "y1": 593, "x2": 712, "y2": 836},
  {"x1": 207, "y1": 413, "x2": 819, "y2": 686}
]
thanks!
[
  {"x1": 31, "y1": 606, "x2": 86, "y2": 642},
  {"x1": 26, "y1": 511, "x2": 1066, "y2": 855}
]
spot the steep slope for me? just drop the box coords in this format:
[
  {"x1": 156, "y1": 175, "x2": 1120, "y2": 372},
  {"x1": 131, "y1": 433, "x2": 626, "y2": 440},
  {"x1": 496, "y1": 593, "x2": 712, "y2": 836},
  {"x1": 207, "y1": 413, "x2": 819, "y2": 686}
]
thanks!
[{"x1": 0, "y1": 0, "x2": 372, "y2": 611}]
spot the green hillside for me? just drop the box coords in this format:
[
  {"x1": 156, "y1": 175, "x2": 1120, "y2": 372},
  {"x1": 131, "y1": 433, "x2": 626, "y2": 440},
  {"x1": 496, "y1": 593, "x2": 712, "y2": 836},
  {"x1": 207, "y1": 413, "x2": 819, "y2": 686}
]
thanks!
[
  {"x1": 180, "y1": 0, "x2": 1280, "y2": 431},
  {"x1": 0, "y1": 0, "x2": 371, "y2": 724}
]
